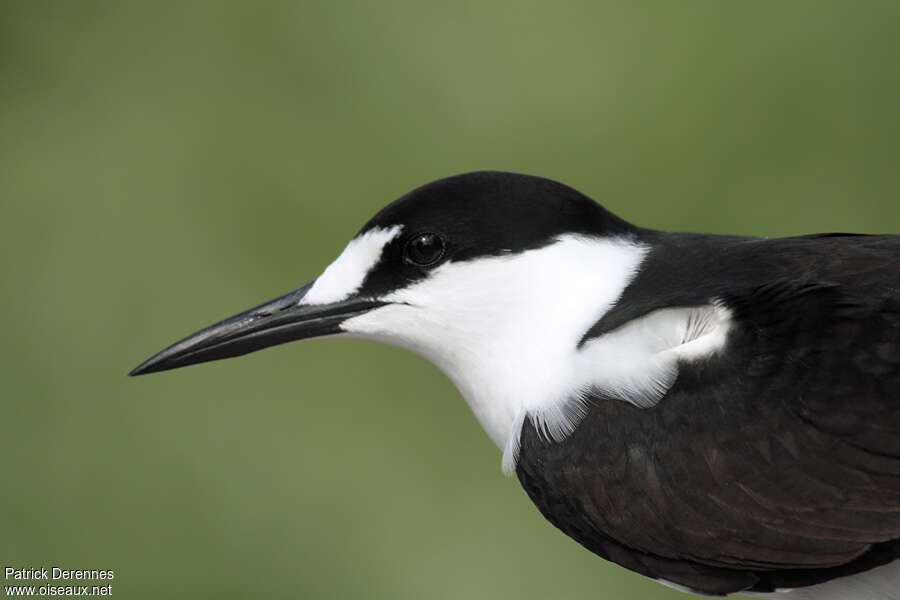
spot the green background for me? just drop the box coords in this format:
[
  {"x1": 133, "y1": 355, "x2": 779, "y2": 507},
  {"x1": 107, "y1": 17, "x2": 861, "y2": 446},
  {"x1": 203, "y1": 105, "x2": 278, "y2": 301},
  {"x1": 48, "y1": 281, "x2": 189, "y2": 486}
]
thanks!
[{"x1": 3, "y1": 2, "x2": 899, "y2": 598}]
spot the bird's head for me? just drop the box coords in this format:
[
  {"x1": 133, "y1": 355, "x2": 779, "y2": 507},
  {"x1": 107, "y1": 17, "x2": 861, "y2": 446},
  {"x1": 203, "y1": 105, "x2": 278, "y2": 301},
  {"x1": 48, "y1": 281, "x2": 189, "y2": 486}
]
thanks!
[{"x1": 130, "y1": 171, "x2": 649, "y2": 458}]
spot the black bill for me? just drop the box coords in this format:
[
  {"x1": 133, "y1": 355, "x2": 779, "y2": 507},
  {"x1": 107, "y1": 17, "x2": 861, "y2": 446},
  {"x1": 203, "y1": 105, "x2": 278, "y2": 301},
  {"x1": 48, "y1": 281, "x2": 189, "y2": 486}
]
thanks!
[{"x1": 128, "y1": 282, "x2": 384, "y2": 376}]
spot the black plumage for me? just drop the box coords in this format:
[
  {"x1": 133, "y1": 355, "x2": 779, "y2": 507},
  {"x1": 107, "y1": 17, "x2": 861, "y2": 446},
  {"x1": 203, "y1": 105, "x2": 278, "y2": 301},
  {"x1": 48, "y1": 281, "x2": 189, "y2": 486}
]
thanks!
[{"x1": 518, "y1": 232, "x2": 900, "y2": 595}]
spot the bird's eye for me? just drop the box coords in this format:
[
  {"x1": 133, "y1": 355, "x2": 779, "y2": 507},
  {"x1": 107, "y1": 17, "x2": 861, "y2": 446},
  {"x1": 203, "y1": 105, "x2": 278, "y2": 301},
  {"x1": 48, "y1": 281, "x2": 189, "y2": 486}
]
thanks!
[{"x1": 404, "y1": 233, "x2": 445, "y2": 266}]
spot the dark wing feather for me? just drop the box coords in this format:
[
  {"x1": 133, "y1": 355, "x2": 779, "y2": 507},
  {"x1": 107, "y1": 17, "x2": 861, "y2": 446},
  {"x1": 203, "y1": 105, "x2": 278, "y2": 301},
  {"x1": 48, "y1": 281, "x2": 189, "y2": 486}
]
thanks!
[{"x1": 517, "y1": 233, "x2": 900, "y2": 594}]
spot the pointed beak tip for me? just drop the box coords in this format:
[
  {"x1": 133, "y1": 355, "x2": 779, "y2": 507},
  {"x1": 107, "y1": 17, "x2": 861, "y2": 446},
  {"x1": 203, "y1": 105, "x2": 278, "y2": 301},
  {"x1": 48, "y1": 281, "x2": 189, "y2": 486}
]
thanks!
[
  {"x1": 127, "y1": 356, "x2": 167, "y2": 377},
  {"x1": 126, "y1": 364, "x2": 148, "y2": 377}
]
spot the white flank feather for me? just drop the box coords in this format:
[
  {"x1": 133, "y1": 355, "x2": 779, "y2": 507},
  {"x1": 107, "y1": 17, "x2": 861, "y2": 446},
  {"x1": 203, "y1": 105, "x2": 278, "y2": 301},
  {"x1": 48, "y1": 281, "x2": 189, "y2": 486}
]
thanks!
[{"x1": 746, "y1": 560, "x2": 900, "y2": 600}]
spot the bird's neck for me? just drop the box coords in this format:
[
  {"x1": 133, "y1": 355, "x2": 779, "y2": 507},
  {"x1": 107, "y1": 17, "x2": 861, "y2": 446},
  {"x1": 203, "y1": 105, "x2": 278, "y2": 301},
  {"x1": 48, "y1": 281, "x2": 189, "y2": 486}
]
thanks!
[{"x1": 376, "y1": 235, "x2": 650, "y2": 463}]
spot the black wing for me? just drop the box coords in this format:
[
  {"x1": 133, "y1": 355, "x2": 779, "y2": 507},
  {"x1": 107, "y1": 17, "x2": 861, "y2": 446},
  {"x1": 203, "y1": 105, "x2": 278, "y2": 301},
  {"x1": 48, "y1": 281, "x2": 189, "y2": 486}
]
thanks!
[{"x1": 516, "y1": 233, "x2": 900, "y2": 595}]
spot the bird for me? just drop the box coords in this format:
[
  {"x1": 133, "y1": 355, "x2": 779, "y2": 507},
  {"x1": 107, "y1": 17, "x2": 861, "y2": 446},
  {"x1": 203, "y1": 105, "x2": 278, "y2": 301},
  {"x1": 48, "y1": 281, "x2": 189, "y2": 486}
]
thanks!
[{"x1": 130, "y1": 171, "x2": 900, "y2": 599}]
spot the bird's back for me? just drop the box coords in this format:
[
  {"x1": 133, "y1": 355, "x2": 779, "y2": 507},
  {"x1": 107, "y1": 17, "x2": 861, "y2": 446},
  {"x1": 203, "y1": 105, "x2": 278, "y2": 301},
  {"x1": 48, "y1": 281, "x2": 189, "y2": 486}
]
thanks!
[{"x1": 517, "y1": 231, "x2": 900, "y2": 596}]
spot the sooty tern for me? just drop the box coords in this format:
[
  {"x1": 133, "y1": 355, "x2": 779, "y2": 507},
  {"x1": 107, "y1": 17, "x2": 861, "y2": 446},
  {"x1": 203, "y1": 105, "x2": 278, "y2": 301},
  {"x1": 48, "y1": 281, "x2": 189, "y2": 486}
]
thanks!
[{"x1": 131, "y1": 171, "x2": 900, "y2": 598}]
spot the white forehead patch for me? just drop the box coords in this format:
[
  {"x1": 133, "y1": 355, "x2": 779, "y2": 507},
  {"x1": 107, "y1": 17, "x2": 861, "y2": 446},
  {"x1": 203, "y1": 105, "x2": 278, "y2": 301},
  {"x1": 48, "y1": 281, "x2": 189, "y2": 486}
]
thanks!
[{"x1": 302, "y1": 225, "x2": 403, "y2": 305}]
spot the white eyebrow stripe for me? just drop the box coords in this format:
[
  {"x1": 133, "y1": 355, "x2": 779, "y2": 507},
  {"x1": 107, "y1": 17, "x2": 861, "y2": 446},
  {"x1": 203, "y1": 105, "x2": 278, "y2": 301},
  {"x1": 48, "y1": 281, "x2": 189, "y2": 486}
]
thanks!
[{"x1": 302, "y1": 225, "x2": 403, "y2": 305}]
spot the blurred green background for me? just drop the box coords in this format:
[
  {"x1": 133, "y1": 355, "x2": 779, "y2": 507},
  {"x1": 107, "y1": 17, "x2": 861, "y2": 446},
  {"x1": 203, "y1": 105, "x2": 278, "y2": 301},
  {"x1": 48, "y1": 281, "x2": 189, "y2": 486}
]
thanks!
[{"x1": 2, "y1": 2, "x2": 899, "y2": 598}]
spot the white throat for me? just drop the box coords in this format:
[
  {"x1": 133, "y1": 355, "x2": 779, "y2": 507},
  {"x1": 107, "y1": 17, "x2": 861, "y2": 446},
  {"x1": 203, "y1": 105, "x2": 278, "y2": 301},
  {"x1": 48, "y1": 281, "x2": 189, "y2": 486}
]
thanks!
[{"x1": 342, "y1": 235, "x2": 652, "y2": 470}]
